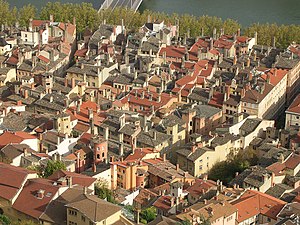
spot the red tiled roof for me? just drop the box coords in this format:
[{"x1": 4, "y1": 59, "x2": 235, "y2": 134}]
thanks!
[
  {"x1": 121, "y1": 89, "x2": 175, "y2": 112},
  {"x1": 153, "y1": 195, "x2": 173, "y2": 211},
  {"x1": 48, "y1": 170, "x2": 96, "y2": 187},
  {"x1": 232, "y1": 190, "x2": 286, "y2": 222},
  {"x1": 78, "y1": 132, "x2": 93, "y2": 145},
  {"x1": 12, "y1": 178, "x2": 60, "y2": 219},
  {"x1": 73, "y1": 121, "x2": 90, "y2": 133},
  {"x1": 0, "y1": 163, "x2": 36, "y2": 200},
  {"x1": 32, "y1": 20, "x2": 47, "y2": 27},
  {"x1": 186, "y1": 179, "x2": 217, "y2": 197},
  {"x1": 125, "y1": 148, "x2": 155, "y2": 161},
  {"x1": 261, "y1": 68, "x2": 288, "y2": 86},
  {"x1": 285, "y1": 154, "x2": 300, "y2": 170},
  {"x1": 214, "y1": 38, "x2": 234, "y2": 49},
  {"x1": 37, "y1": 55, "x2": 50, "y2": 64},
  {"x1": 67, "y1": 101, "x2": 105, "y2": 126},
  {"x1": 237, "y1": 36, "x2": 250, "y2": 43},
  {"x1": 6, "y1": 48, "x2": 19, "y2": 65},
  {"x1": 208, "y1": 92, "x2": 224, "y2": 108},
  {"x1": 0, "y1": 131, "x2": 36, "y2": 149},
  {"x1": 74, "y1": 48, "x2": 88, "y2": 57},
  {"x1": 159, "y1": 46, "x2": 186, "y2": 58},
  {"x1": 286, "y1": 93, "x2": 300, "y2": 114},
  {"x1": 266, "y1": 162, "x2": 286, "y2": 176},
  {"x1": 176, "y1": 74, "x2": 197, "y2": 87}
]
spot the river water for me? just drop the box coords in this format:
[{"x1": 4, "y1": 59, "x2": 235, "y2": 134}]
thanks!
[{"x1": 6, "y1": 0, "x2": 300, "y2": 26}]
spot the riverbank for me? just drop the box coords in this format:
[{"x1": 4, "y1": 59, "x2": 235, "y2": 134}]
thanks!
[
  {"x1": 6, "y1": 0, "x2": 300, "y2": 27},
  {"x1": 1, "y1": 1, "x2": 300, "y2": 48}
]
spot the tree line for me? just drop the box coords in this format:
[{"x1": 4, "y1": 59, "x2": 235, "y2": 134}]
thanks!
[{"x1": 0, "y1": 0, "x2": 300, "y2": 48}]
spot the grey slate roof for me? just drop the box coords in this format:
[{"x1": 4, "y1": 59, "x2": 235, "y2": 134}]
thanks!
[{"x1": 239, "y1": 118, "x2": 262, "y2": 136}]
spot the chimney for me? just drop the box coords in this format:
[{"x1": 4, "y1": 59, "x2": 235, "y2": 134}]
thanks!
[
  {"x1": 254, "y1": 31, "x2": 258, "y2": 45},
  {"x1": 49, "y1": 96, "x2": 53, "y2": 103},
  {"x1": 29, "y1": 18, "x2": 33, "y2": 32},
  {"x1": 83, "y1": 186, "x2": 88, "y2": 195},
  {"x1": 119, "y1": 143, "x2": 124, "y2": 156},
  {"x1": 24, "y1": 89, "x2": 28, "y2": 99},
  {"x1": 213, "y1": 28, "x2": 217, "y2": 39},
  {"x1": 76, "y1": 99, "x2": 82, "y2": 113},
  {"x1": 237, "y1": 28, "x2": 241, "y2": 36},
  {"x1": 71, "y1": 78, "x2": 75, "y2": 88},
  {"x1": 92, "y1": 163, "x2": 97, "y2": 173},
  {"x1": 153, "y1": 131, "x2": 157, "y2": 140},
  {"x1": 23, "y1": 148, "x2": 28, "y2": 157},
  {"x1": 198, "y1": 48, "x2": 202, "y2": 59},
  {"x1": 170, "y1": 197, "x2": 175, "y2": 207},
  {"x1": 240, "y1": 88, "x2": 245, "y2": 98},
  {"x1": 266, "y1": 72, "x2": 271, "y2": 84},
  {"x1": 272, "y1": 36, "x2": 276, "y2": 48},
  {"x1": 64, "y1": 78, "x2": 68, "y2": 87},
  {"x1": 233, "y1": 55, "x2": 237, "y2": 65},
  {"x1": 220, "y1": 28, "x2": 224, "y2": 36},
  {"x1": 191, "y1": 145, "x2": 196, "y2": 153},
  {"x1": 49, "y1": 15, "x2": 54, "y2": 23},
  {"x1": 163, "y1": 51, "x2": 167, "y2": 64},
  {"x1": 163, "y1": 153, "x2": 166, "y2": 162},
  {"x1": 37, "y1": 189, "x2": 45, "y2": 199},
  {"x1": 176, "y1": 164, "x2": 179, "y2": 171},
  {"x1": 210, "y1": 38, "x2": 213, "y2": 50},
  {"x1": 157, "y1": 94, "x2": 161, "y2": 102},
  {"x1": 104, "y1": 127, "x2": 109, "y2": 140},
  {"x1": 67, "y1": 176, "x2": 72, "y2": 188},
  {"x1": 141, "y1": 91, "x2": 144, "y2": 99},
  {"x1": 247, "y1": 57, "x2": 251, "y2": 67}
]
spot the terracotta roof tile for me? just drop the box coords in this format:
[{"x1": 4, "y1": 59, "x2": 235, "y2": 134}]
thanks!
[{"x1": 232, "y1": 190, "x2": 286, "y2": 222}]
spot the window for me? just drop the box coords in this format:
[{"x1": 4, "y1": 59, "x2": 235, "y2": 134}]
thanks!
[
  {"x1": 97, "y1": 154, "x2": 100, "y2": 159},
  {"x1": 69, "y1": 209, "x2": 77, "y2": 216},
  {"x1": 81, "y1": 215, "x2": 86, "y2": 222},
  {"x1": 102, "y1": 152, "x2": 105, "y2": 157},
  {"x1": 69, "y1": 222, "x2": 77, "y2": 225}
]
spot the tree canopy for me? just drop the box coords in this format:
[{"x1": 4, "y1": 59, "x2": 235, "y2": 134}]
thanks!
[
  {"x1": 0, "y1": 0, "x2": 299, "y2": 48},
  {"x1": 140, "y1": 206, "x2": 157, "y2": 224},
  {"x1": 95, "y1": 179, "x2": 116, "y2": 203},
  {"x1": 208, "y1": 148, "x2": 258, "y2": 185},
  {"x1": 43, "y1": 160, "x2": 66, "y2": 178}
]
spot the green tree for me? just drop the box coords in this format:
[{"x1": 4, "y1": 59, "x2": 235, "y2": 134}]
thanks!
[
  {"x1": 208, "y1": 149, "x2": 256, "y2": 184},
  {"x1": 199, "y1": 215, "x2": 211, "y2": 225},
  {"x1": 18, "y1": 4, "x2": 37, "y2": 27},
  {"x1": 43, "y1": 160, "x2": 66, "y2": 178},
  {"x1": 95, "y1": 179, "x2": 116, "y2": 203},
  {"x1": 12, "y1": 220, "x2": 38, "y2": 225},
  {"x1": 0, "y1": 214, "x2": 10, "y2": 225},
  {"x1": 0, "y1": 0, "x2": 13, "y2": 26},
  {"x1": 178, "y1": 218, "x2": 192, "y2": 225},
  {"x1": 140, "y1": 206, "x2": 157, "y2": 224},
  {"x1": 40, "y1": 2, "x2": 100, "y2": 33}
]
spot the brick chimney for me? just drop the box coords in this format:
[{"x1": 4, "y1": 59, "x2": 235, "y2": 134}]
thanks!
[
  {"x1": 24, "y1": 90, "x2": 28, "y2": 99},
  {"x1": 92, "y1": 163, "x2": 97, "y2": 173},
  {"x1": 37, "y1": 189, "x2": 45, "y2": 199},
  {"x1": 66, "y1": 176, "x2": 72, "y2": 188}
]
